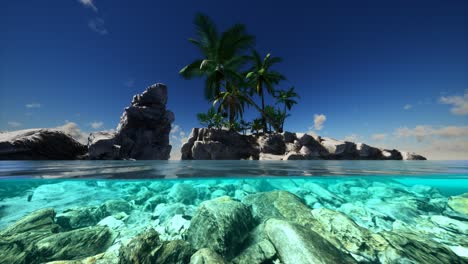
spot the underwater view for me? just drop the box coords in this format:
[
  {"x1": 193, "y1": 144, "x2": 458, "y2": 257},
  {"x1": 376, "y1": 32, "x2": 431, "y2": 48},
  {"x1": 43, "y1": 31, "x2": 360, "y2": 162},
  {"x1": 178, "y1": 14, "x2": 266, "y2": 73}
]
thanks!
[{"x1": 0, "y1": 160, "x2": 467, "y2": 264}]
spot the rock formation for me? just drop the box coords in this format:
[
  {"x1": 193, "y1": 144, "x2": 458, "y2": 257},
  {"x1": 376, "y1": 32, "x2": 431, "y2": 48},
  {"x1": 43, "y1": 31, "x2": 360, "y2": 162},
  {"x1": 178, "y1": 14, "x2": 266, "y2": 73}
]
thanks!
[
  {"x1": 181, "y1": 128, "x2": 427, "y2": 160},
  {"x1": 0, "y1": 129, "x2": 87, "y2": 160},
  {"x1": 88, "y1": 83, "x2": 174, "y2": 160}
]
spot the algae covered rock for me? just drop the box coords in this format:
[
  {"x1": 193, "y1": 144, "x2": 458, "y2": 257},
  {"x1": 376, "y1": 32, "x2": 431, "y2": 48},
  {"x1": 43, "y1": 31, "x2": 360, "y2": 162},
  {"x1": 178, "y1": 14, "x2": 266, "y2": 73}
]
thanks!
[
  {"x1": 119, "y1": 228, "x2": 193, "y2": 264},
  {"x1": 186, "y1": 196, "x2": 254, "y2": 258},
  {"x1": 190, "y1": 248, "x2": 227, "y2": 264},
  {"x1": 242, "y1": 190, "x2": 315, "y2": 226},
  {"x1": 25, "y1": 225, "x2": 113, "y2": 263},
  {"x1": 448, "y1": 193, "x2": 468, "y2": 215},
  {"x1": 231, "y1": 239, "x2": 276, "y2": 264},
  {"x1": 56, "y1": 206, "x2": 99, "y2": 230},
  {"x1": 263, "y1": 219, "x2": 356, "y2": 264}
]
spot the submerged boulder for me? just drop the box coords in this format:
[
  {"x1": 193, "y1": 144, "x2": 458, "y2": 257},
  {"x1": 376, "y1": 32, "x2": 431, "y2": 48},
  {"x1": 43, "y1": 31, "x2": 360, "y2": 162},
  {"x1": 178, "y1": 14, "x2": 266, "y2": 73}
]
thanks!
[
  {"x1": 186, "y1": 196, "x2": 254, "y2": 258},
  {"x1": 447, "y1": 193, "x2": 468, "y2": 215},
  {"x1": 88, "y1": 83, "x2": 174, "y2": 160},
  {"x1": 0, "y1": 129, "x2": 87, "y2": 160}
]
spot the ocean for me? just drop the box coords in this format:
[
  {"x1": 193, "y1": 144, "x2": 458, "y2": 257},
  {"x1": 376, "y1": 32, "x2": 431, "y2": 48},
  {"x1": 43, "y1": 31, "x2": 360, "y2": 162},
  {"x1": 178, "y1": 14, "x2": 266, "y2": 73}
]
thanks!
[{"x1": 0, "y1": 160, "x2": 467, "y2": 263}]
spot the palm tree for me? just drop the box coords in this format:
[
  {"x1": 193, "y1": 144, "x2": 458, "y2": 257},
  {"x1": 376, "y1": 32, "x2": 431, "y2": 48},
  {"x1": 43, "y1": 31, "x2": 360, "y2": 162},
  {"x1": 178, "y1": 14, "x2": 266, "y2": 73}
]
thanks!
[
  {"x1": 275, "y1": 86, "x2": 299, "y2": 113},
  {"x1": 213, "y1": 84, "x2": 249, "y2": 129},
  {"x1": 180, "y1": 14, "x2": 255, "y2": 101},
  {"x1": 246, "y1": 51, "x2": 285, "y2": 132}
]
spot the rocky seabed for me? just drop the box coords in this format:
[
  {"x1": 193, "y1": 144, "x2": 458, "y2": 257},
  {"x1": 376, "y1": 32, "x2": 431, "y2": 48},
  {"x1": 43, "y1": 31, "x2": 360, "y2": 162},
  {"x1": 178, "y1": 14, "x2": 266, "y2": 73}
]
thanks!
[{"x1": 0, "y1": 178, "x2": 467, "y2": 264}]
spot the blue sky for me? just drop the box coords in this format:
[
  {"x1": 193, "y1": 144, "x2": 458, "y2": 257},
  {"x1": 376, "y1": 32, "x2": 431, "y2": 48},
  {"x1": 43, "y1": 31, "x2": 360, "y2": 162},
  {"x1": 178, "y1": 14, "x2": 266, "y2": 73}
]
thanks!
[{"x1": 1, "y1": 0, "x2": 467, "y2": 159}]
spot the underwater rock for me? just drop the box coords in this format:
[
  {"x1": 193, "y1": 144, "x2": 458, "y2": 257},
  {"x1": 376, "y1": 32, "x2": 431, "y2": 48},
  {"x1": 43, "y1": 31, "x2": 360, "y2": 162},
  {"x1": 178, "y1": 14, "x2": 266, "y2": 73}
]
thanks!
[
  {"x1": 25, "y1": 225, "x2": 113, "y2": 263},
  {"x1": 263, "y1": 219, "x2": 356, "y2": 264},
  {"x1": 378, "y1": 231, "x2": 466, "y2": 264},
  {"x1": 231, "y1": 239, "x2": 276, "y2": 264},
  {"x1": 97, "y1": 199, "x2": 133, "y2": 217},
  {"x1": 310, "y1": 208, "x2": 389, "y2": 262},
  {"x1": 156, "y1": 214, "x2": 191, "y2": 240},
  {"x1": 187, "y1": 196, "x2": 254, "y2": 258},
  {"x1": 119, "y1": 229, "x2": 193, "y2": 264},
  {"x1": 190, "y1": 248, "x2": 227, "y2": 264},
  {"x1": 153, "y1": 202, "x2": 195, "y2": 224},
  {"x1": 0, "y1": 208, "x2": 60, "y2": 264},
  {"x1": 0, "y1": 129, "x2": 87, "y2": 160},
  {"x1": 168, "y1": 183, "x2": 198, "y2": 204},
  {"x1": 448, "y1": 193, "x2": 468, "y2": 215},
  {"x1": 88, "y1": 83, "x2": 174, "y2": 160},
  {"x1": 242, "y1": 190, "x2": 315, "y2": 226},
  {"x1": 56, "y1": 206, "x2": 99, "y2": 230},
  {"x1": 98, "y1": 216, "x2": 125, "y2": 231}
]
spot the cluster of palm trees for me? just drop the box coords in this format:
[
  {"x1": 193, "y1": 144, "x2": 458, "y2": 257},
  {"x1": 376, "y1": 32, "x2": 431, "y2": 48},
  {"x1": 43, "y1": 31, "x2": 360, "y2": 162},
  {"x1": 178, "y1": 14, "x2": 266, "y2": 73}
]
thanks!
[{"x1": 180, "y1": 13, "x2": 299, "y2": 134}]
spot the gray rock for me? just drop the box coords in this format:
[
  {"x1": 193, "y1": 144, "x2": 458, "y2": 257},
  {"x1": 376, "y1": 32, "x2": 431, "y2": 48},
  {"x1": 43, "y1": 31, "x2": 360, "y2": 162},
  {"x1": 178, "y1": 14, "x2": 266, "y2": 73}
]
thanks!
[
  {"x1": 187, "y1": 196, "x2": 254, "y2": 258},
  {"x1": 0, "y1": 129, "x2": 87, "y2": 160},
  {"x1": 402, "y1": 151, "x2": 427, "y2": 160},
  {"x1": 447, "y1": 193, "x2": 468, "y2": 215},
  {"x1": 257, "y1": 133, "x2": 286, "y2": 155},
  {"x1": 153, "y1": 202, "x2": 194, "y2": 223},
  {"x1": 181, "y1": 128, "x2": 258, "y2": 160},
  {"x1": 168, "y1": 183, "x2": 198, "y2": 204},
  {"x1": 88, "y1": 83, "x2": 174, "y2": 160},
  {"x1": 56, "y1": 206, "x2": 99, "y2": 230},
  {"x1": 356, "y1": 143, "x2": 383, "y2": 159},
  {"x1": 381, "y1": 149, "x2": 403, "y2": 160},
  {"x1": 87, "y1": 131, "x2": 120, "y2": 160},
  {"x1": 320, "y1": 137, "x2": 358, "y2": 159}
]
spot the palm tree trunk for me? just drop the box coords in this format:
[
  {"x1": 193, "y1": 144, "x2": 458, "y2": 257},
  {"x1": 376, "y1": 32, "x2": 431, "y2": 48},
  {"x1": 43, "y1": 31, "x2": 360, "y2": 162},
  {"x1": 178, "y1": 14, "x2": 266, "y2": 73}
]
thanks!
[{"x1": 258, "y1": 81, "x2": 267, "y2": 133}]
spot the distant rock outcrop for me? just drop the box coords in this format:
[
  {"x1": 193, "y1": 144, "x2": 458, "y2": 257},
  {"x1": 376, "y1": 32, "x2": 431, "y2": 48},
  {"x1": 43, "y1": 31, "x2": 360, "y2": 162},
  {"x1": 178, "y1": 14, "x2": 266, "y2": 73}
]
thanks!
[
  {"x1": 88, "y1": 83, "x2": 175, "y2": 160},
  {"x1": 181, "y1": 128, "x2": 427, "y2": 160},
  {"x1": 0, "y1": 129, "x2": 87, "y2": 160}
]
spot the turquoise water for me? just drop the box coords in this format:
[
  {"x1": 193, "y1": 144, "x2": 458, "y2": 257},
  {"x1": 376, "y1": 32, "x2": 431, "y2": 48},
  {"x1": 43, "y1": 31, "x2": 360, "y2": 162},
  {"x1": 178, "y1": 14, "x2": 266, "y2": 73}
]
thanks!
[{"x1": 0, "y1": 160, "x2": 467, "y2": 263}]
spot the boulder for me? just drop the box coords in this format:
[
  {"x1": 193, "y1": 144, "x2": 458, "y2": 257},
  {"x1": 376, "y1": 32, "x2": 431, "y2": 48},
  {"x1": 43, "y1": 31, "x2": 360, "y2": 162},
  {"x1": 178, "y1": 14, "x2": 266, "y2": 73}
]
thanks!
[
  {"x1": 447, "y1": 194, "x2": 468, "y2": 215},
  {"x1": 119, "y1": 229, "x2": 193, "y2": 264},
  {"x1": 186, "y1": 196, "x2": 254, "y2": 258},
  {"x1": 181, "y1": 128, "x2": 258, "y2": 160},
  {"x1": 56, "y1": 206, "x2": 99, "y2": 230},
  {"x1": 0, "y1": 129, "x2": 87, "y2": 160},
  {"x1": 381, "y1": 149, "x2": 403, "y2": 160},
  {"x1": 320, "y1": 137, "x2": 358, "y2": 159},
  {"x1": 232, "y1": 239, "x2": 276, "y2": 264},
  {"x1": 257, "y1": 134, "x2": 286, "y2": 155},
  {"x1": 263, "y1": 219, "x2": 356, "y2": 264},
  {"x1": 88, "y1": 83, "x2": 174, "y2": 160},
  {"x1": 190, "y1": 248, "x2": 227, "y2": 264},
  {"x1": 356, "y1": 143, "x2": 383, "y2": 159},
  {"x1": 402, "y1": 151, "x2": 427, "y2": 160},
  {"x1": 25, "y1": 226, "x2": 113, "y2": 263}
]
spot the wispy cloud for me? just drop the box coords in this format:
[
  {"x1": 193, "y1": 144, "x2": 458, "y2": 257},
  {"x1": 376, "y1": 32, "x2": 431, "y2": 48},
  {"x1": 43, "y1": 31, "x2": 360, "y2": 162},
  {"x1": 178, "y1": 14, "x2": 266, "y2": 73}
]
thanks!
[
  {"x1": 439, "y1": 90, "x2": 468, "y2": 115},
  {"x1": 78, "y1": 0, "x2": 98, "y2": 12},
  {"x1": 25, "y1": 103, "x2": 41, "y2": 108},
  {"x1": 8, "y1": 121, "x2": 22, "y2": 128},
  {"x1": 312, "y1": 114, "x2": 326, "y2": 131},
  {"x1": 371, "y1": 133, "x2": 387, "y2": 141},
  {"x1": 88, "y1": 18, "x2": 108, "y2": 35},
  {"x1": 89, "y1": 121, "x2": 104, "y2": 129},
  {"x1": 403, "y1": 104, "x2": 412, "y2": 110},
  {"x1": 395, "y1": 125, "x2": 468, "y2": 142},
  {"x1": 55, "y1": 122, "x2": 89, "y2": 144}
]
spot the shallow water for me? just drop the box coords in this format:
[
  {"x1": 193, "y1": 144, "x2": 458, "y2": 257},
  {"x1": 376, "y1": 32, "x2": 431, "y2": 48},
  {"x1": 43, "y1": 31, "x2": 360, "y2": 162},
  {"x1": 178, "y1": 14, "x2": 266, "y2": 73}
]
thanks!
[{"x1": 0, "y1": 160, "x2": 467, "y2": 263}]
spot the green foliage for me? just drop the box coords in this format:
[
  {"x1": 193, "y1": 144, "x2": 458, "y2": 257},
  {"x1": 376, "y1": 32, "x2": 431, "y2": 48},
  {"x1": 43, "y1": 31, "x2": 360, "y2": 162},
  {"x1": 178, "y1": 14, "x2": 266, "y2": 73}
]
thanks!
[
  {"x1": 196, "y1": 107, "x2": 225, "y2": 129},
  {"x1": 182, "y1": 14, "x2": 301, "y2": 134},
  {"x1": 264, "y1": 105, "x2": 289, "y2": 133}
]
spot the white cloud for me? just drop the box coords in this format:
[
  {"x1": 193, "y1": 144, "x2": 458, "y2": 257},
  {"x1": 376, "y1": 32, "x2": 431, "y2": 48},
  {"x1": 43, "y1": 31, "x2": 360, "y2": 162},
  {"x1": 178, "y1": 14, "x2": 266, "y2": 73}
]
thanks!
[
  {"x1": 313, "y1": 114, "x2": 326, "y2": 131},
  {"x1": 343, "y1": 134, "x2": 360, "y2": 142},
  {"x1": 25, "y1": 103, "x2": 41, "y2": 108},
  {"x1": 78, "y1": 0, "x2": 98, "y2": 12},
  {"x1": 88, "y1": 18, "x2": 108, "y2": 35},
  {"x1": 371, "y1": 133, "x2": 387, "y2": 141},
  {"x1": 395, "y1": 125, "x2": 468, "y2": 142},
  {"x1": 89, "y1": 121, "x2": 104, "y2": 129},
  {"x1": 439, "y1": 90, "x2": 468, "y2": 115},
  {"x1": 403, "y1": 104, "x2": 412, "y2": 110},
  {"x1": 8, "y1": 121, "x2": 22, "y2": 128},
  {"x1": 169, "y1": 124, "x2": 189, "y2": 160},
  {"x1": 55, "y1": 122, "x2": 89, "y2": 144}
]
